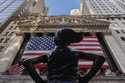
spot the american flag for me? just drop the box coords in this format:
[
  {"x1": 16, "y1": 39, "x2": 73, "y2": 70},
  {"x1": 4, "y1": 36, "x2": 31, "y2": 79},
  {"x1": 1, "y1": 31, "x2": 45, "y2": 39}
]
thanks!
[
  {"x1": 23, "y1": 36, "x2": 108, "y2": 68},
  {"x1": 7, "y1": 35, "x2": 109, "y2": 75},
  {"x1": 7, "y1": 63, "x2": 24, "y2": 75},
  {"x1": 69, "y1": 36, "x2": 108, "y2": 69},
  {"x1": 23, "y1": 36, "x2": 103, "y2": 57}
]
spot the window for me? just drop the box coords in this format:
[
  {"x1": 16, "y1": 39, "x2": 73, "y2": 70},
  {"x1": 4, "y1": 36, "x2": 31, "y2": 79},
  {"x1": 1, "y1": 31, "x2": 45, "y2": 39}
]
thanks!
[
  {"x1": 0, "y1": 38, "x2": 4, "y2": 43},
  {"x1": 0, "y1": 46, "x2": 4, "y2": 52},
  {"x1": 115, "y1": 30, "x2": 120, "y2": 34},
  {"x1": 120, "y1": 36, "x2": 125, "y2": 41},
  {"x1": 121, "y1": 30, "x2": 125, "y2": 33}
]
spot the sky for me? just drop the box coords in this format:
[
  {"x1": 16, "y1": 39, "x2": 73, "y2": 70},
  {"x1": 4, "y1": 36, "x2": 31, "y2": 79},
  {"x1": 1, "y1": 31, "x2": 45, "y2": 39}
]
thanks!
[{"x1": 45, "y1": 0, "x2": 80, "y2": 16}]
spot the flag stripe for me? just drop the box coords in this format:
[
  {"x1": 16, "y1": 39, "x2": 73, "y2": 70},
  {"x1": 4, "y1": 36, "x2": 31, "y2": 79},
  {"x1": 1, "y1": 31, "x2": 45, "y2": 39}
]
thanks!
[
  {"x1": 81, "y1": 38, "x2": 98, "y2": 41},
  {"x1": 79, "y1": 61, "x2": 108, "y2": 66},
  {"x1": 80, "y1": 40, "x2": 98, "y2": 42},
  {"x1": 69, "y1": 46, "x2": 102, "y2": 49},
  {"x1": 79, "y1": 50, "x2": 103, "y2": 54},
  {"x1": 70, "y1": 44, "x2": 100, "y2": 46},
  {"x1": 82, "y1": 36, "x2": 97, "y2": 38},
  {"x1": 76, "y1": 48, "x2": 102, "y2": 51},
  {"x1": 24, "y1": 50, "x2": 50, "y2": 55},
  {"x1": 71, "y1": 42, "x2": 100, "y2": 45}
]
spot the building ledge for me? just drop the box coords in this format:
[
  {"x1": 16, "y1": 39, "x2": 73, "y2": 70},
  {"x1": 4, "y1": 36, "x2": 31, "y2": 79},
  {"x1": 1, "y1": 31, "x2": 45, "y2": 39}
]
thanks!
[{"x1": 0, "y1": 75, "x2": 125, "y2": 83}]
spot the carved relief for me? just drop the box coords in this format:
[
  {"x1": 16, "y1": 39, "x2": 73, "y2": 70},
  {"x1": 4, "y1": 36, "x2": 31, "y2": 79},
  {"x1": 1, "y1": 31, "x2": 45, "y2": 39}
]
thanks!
[{"x1": 14, "y1": 16, "x2": 110, "y2": 33}]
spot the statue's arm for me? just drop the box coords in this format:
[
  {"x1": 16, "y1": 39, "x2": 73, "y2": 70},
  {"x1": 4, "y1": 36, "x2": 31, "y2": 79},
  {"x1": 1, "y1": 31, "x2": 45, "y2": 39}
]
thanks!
[
  {"x1": 77, "y1": 52, "x2": 105, "y2": 83},
  {"x1": 21, "y1": 55, "x2": 48, "y2": 83}
]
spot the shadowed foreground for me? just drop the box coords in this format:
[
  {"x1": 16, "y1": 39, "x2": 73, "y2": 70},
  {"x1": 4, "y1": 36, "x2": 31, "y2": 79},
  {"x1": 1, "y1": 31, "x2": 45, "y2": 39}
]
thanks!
[{"x1": 0, "y1": 75, "x2": 125, "y2": 83}]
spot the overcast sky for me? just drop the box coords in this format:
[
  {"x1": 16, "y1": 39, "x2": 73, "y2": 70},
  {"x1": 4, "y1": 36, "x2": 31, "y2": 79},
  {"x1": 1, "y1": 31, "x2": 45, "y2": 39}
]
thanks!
[{"x1": 45, "y1": 0, "x2": 80, "y2": 16}]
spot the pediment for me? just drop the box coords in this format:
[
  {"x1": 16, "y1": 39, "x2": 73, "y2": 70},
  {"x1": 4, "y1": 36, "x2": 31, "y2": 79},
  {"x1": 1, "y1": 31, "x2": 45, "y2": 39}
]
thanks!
[{"x1": 15, "y1": 16, "x2": 110, "y2": 33}]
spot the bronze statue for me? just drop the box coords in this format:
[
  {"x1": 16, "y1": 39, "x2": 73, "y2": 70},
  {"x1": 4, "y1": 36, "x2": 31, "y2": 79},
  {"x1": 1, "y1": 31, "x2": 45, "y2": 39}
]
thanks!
[{"x1": 21, "y1": 28, "x2": 105, "y2": 83}]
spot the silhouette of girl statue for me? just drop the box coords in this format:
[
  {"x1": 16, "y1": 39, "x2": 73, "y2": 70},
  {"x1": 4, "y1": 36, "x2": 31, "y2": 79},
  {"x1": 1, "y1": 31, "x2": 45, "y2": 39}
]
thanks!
[{"x1": 21, "y1": 28, "x2": 105, "y2": 83}]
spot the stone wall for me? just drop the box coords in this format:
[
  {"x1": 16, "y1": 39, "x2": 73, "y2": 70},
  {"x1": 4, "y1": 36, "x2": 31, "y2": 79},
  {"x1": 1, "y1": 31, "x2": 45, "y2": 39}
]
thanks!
[{"x1": 0, "y1": 75, "x2": 125, "y2": 83}]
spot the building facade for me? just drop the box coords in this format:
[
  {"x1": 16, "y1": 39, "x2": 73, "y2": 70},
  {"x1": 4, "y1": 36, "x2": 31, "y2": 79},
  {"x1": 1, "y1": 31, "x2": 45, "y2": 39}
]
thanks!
[
  {"x1": 27, "y1": 0, "x2": 47, "y2": 15},
  {"x1": 0, "y1": 0, "x2": 28, "y2": 32},
  {"x1": 0, "y1": 0, "x2": 47, "y2": 32},
  {"x1": 1, "y1": 0, "x2": 125, "y2": 83},
  {"x1": 80, "y1": 0, "x2": 125, "y2": 15},
  {"x1": 0, "y1": 0, "x2": 46, "y2": 73},
  {"x1": 80, "y1": 0, "x2": 125, "y2": 75}
]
